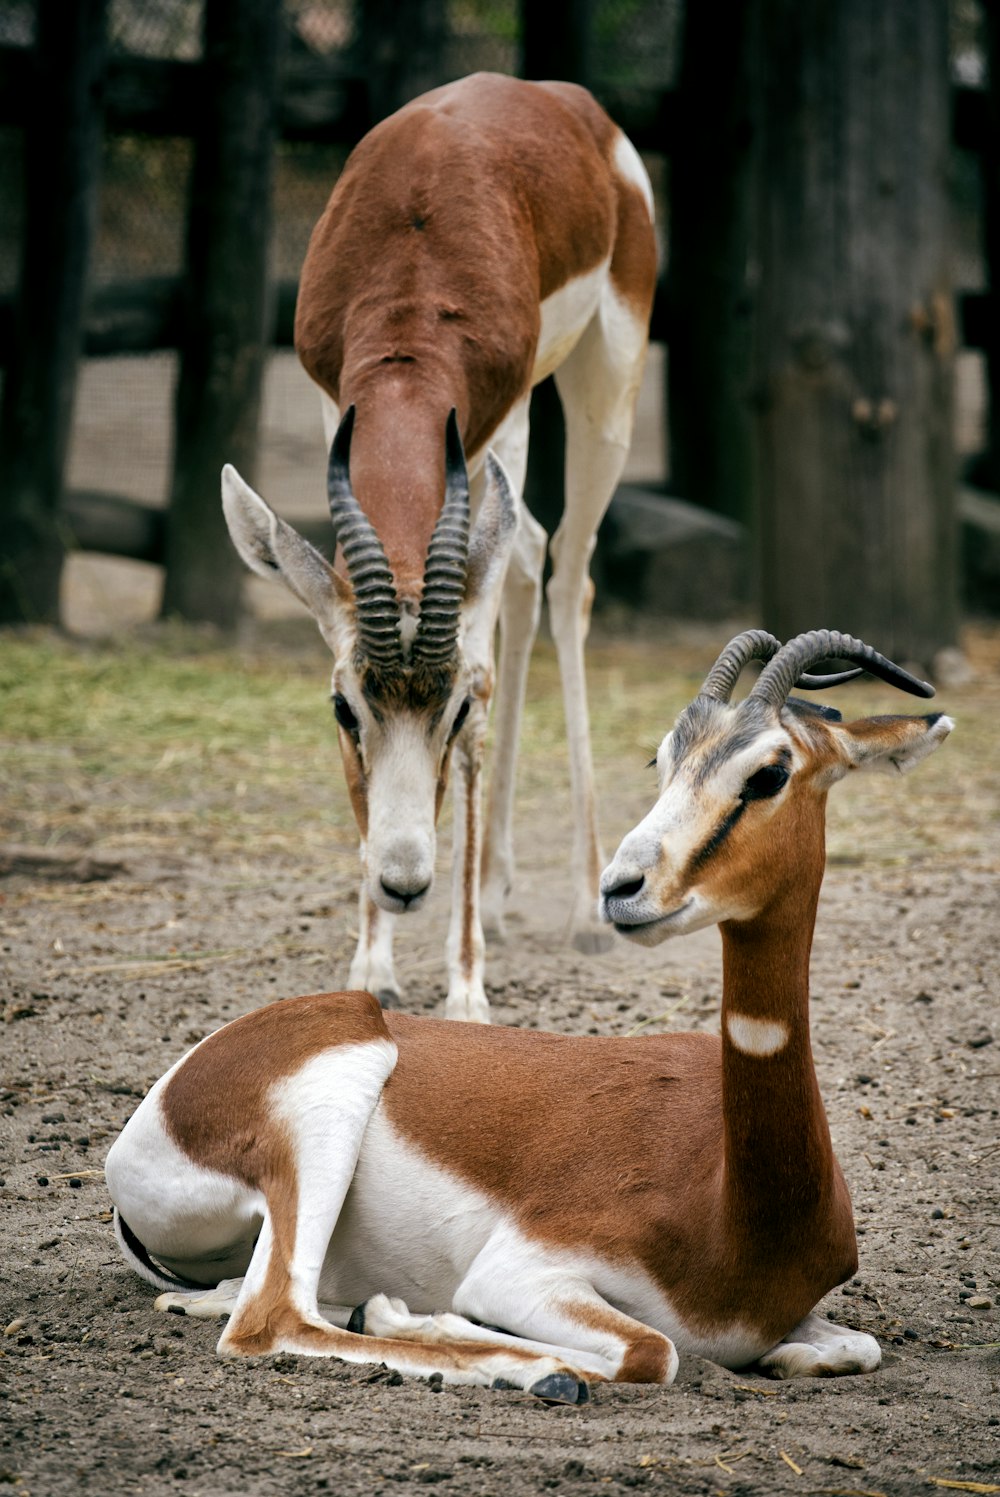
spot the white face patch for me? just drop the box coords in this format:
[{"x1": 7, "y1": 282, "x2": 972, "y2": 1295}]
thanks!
[{"x1": 725, "y1": 1014, "x2": 790, "y2": 1057}]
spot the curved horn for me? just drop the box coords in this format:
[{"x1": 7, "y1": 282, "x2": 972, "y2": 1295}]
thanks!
[
  {"x1": 327, "y1": 405, "x2": 403, "y2": 670},
  {"x1": 414, "y1": 409, "x2": 471, "y2": 666},
  {"x1": 750, "y1": 628, "x2": 935, "y2": 710},
  {"x1": 699, "y1": 628, "x2": 865, "y2": 703}
]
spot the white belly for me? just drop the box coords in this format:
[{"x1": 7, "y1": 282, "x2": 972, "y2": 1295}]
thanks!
[
  {"x1": 531, "y1": 261, "x2": 609, "y2": 386},
  {"x1": 320, "y1": 1104, "x2": 503, "y2": 1309}
]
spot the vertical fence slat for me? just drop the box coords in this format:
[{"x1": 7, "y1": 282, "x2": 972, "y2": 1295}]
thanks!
[
  {"x1": 752, "y1": 0, "x2": 957, "y2": 667},
  {"x1": 160, "y1": 0, "x2": 283, "y2": 625},
  {"x1": 0, "y1": 0, "x2": 107, "y2": 625}
]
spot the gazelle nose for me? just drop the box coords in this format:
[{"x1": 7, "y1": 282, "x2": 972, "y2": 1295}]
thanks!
[
  {"x1": 380, "y1": 876, "x2": 431, "y2": 908},
  {"x1": 602, "y1": 874, "x2": 645, "y2": 901}
]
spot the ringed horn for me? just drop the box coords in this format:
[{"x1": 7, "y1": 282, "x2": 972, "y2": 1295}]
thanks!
[
  {"x1": 699, "y1": 628, "x2": 935, "y2": 706},
  {"x1": 327, "y1": 406, "x2": 471, "y2": 671}
]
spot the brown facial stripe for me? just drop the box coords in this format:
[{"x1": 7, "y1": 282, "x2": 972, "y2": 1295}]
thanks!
[
  {"x1": 339, "y1": 731, "x2": 369, "y2": 837},
  {"x1": 686, "y1": 800, "x2": 747, "y2": 878}
]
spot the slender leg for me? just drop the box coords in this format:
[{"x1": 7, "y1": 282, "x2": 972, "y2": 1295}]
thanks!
[
  {"x1": 550, "y1": 292, "x2": 650, "y2": 952},
  {"x1": 351, "y1": 1293, "x2": 612, "y2": 1383},
  {"x1": 347, "y1": 845, "x2": 400, "y2": 1005},
  {"x1": 753, "y1": 1312, "x2": 882, "y2": 1378},
  {"x1": 212, "y1": 1043, "x2": 592, "y2": 1397},
  {"x1": 444, "y1": 729, "x2": 489, "y2": 1023},
  {"x1": 478, "y1": 400, "x2": 544, "y2": 941},
  {"x1": 452, "y1": 1231, "x2": 677, "y2": 1386},
  {"x1": 156, "y1": 1279, "x2": 357, "y2": 1329}
]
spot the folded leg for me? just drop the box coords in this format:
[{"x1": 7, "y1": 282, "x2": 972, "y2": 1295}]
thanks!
[{"x1": 754, "y1": 1312, "x2": 881, "y2": 1378}]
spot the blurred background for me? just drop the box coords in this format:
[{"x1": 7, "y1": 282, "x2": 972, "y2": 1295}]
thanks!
[{"x1": 0, "y1": 0, "x2": 997, "y2": 671}]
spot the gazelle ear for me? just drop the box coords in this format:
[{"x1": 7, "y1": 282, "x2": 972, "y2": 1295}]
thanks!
[
  {"x1": 221, "y1": 465, "x2": 351, "y2": 631},
  {"x1": 832, "y1": 712, "x2": 954, "y2": 777},
  {"x1": 465, "y1": 451, "x2": 518, "y2": 607},
  {"x1": 461, "y1": 450, "x2": 518, "y2": 661}
]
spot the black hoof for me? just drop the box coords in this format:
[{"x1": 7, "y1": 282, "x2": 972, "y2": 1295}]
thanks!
[
  {"x1": 348, "y1": 1302, "x2": 368, "y2": 1335},
  {"x1": 166, "y1": 1303, "x2": 187, "y2": 1316},
  {"x1": 491, "y1": 1377, "x2": 517, "y2": 1391},
  {"x1": 375, "y1": 989, "x2": 401, "y2": 1010},
  {"x1": 528, "y1": 1372, "x2": 588, "y2": 1405}
]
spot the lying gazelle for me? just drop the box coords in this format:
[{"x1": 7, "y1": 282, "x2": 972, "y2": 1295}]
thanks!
[
  {"x1": 222, "y1": 73, "x2": 657, "y2": 1021},
  {"x1": 105, "y1": 629, "x2": 951, "y2": 1400}
]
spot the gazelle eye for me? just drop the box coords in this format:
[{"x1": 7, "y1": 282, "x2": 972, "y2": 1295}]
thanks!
[
  {"x1": 333, "y1": 693, "x2": 359, "y2": 735},
  {"x1": 742, "y1": 763, "x2": 789, "y2": 802},
  {"x1": 450, "y1": 697, "x2": 471, "y2": 738}
]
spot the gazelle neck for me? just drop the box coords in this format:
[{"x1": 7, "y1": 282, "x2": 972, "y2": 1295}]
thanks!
[{"x1": 718, "y1": 874, "x2": 835, "y2": 1226}]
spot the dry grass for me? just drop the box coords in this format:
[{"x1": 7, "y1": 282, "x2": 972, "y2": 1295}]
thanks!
[{"x1": 1, "y1": 620, "x2": 997, "y2": 870}]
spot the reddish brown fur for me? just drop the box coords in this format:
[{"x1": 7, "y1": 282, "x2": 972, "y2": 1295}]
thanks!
[
  {"x1": 294, "y1": 73, "x2": 655, "y2": 594},
  {"x1": 162, "y1": 991, "x2": 390, "y2": 1188}
]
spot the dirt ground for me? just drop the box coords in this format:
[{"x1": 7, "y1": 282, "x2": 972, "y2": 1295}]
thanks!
[{"x1": 1, "y1": 605, "x2": 998, "y2": 1497}]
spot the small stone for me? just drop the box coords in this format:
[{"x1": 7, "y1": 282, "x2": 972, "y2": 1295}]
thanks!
[
  {"x1": 41, "y1": 1113, "x2": 65, "y2": 1124},
  {"x1": 36, "y1": 1176, "x2": 49, "y2": 1188},
  {"x1": 69, "y1": 1177, "x2": 82, "y2": 1189},
  {"x1": 967, "y1": 1296, "x2": 992, "y2": 1309},
  {"x1": 930, "y1": 1208, "x2": 945, "y2": 1219}
]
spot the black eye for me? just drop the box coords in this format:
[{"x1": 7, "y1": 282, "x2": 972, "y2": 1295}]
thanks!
[
  {"x1": 450, "y1": 697, "x2": 471, "y2": 738},
  {"x1": 742, "y1": 764, "x2": 789, "y2": 802},
  {"x1": 333, "y1": 693, "x2": 359, "y2": 735}
]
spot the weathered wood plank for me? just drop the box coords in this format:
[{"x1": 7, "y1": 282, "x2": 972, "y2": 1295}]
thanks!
[
  {"x1": 160, "y1": 0, "x2": 284, "y2": 625},
  {"x1": 0, "y1": 0, "x2": 107, "y2": 625},
  {"x1": 751, "y1": 0, "x2": 958, "y2": 668}
]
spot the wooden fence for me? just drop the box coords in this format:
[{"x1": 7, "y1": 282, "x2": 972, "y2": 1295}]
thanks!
[{"x1": 1, "y1": 0, "x2": 997, "y2": 642}]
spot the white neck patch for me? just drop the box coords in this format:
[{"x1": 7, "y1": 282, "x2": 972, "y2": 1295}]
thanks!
[{"x1": 725, "y1": 1014, "x2": 790, "y2": 1057}]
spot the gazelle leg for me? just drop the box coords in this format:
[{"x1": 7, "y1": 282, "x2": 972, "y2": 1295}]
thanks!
[
  {"x1": 347, "y1": 847, "x2": 400, "y2": 1006},
  {"x1": 207, "y1": 1041, "x2": 590, "y2": 1397},
  {"x1": 452, "y1": 1234, "x2": 677, "y2": 1386},
  {"x1": 445, "y1": 732, "x2": 489, "y2": 1023},
  {"x1": 479, "y1": 401, "x2": 544, "y2": 943},
  {"x1": 156, "y1": 1278, "x2": 245, "y2": 1320},
  {"x1": 351, "y1": 1293, "x2": 613, "y2": 1384},
  {"x1": 156, "y1": 1278, "x2": 356, "y2": 1329},
  {"x1": 550, "y1": 294, "x2": 649, "y2": 953},
  {"x1": 753, "y1": 1312, "x2": 882, "y2": 1379}
]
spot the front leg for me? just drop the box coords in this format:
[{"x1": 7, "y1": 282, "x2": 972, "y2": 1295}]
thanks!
[
  {"x1": 445, "y1": 732, "x2": 489, "y2": 1023},
  {"x1": 754, "y1": 1312, "x2": 882, "y2": 1378},
  {"x1": 453, "y1": 1232, "x2": 677, "y2": 1387},
  {"x1": 347, "y1": 845, "x2": 400, "y2": 1007}
]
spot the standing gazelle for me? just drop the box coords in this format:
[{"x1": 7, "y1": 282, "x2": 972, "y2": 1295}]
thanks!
[
  {"x1": 106, "y1": 630, "x2": 951, "y2": 1399},
  {"x1": 222, "y1": 74, "x2": 657, "y2": 1021}
]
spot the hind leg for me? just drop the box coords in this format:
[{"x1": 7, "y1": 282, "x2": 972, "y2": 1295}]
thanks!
[
  {"x1": 157, "y1": 1277, "x2": 357, "y2": 1328},
  {"x1": 550, "y1": 289, "x2": 651, "y2": 952},
  {"x1": 477, "y1": 401, "x2": 545, "y2": 942}
]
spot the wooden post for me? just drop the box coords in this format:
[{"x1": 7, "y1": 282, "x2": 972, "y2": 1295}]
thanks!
[
  {"x1": 160, "y1": 0, "x2": 282, "y2": 625},
  {"x1": 978, "y1": 0, "x2": 1000, "y2": 491},
  {"x1": 0, "y1": 0, "x2": 106, "y2": 625},
  {"x1": 751, "y1": 0, "x2": 957, "y2": 668},
  {"x1": 359, "y1": 0, "x2": 447, "y2": 124},
  {"x1": 665, "y1": 1, "x2": 753, "y2": 522}
]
